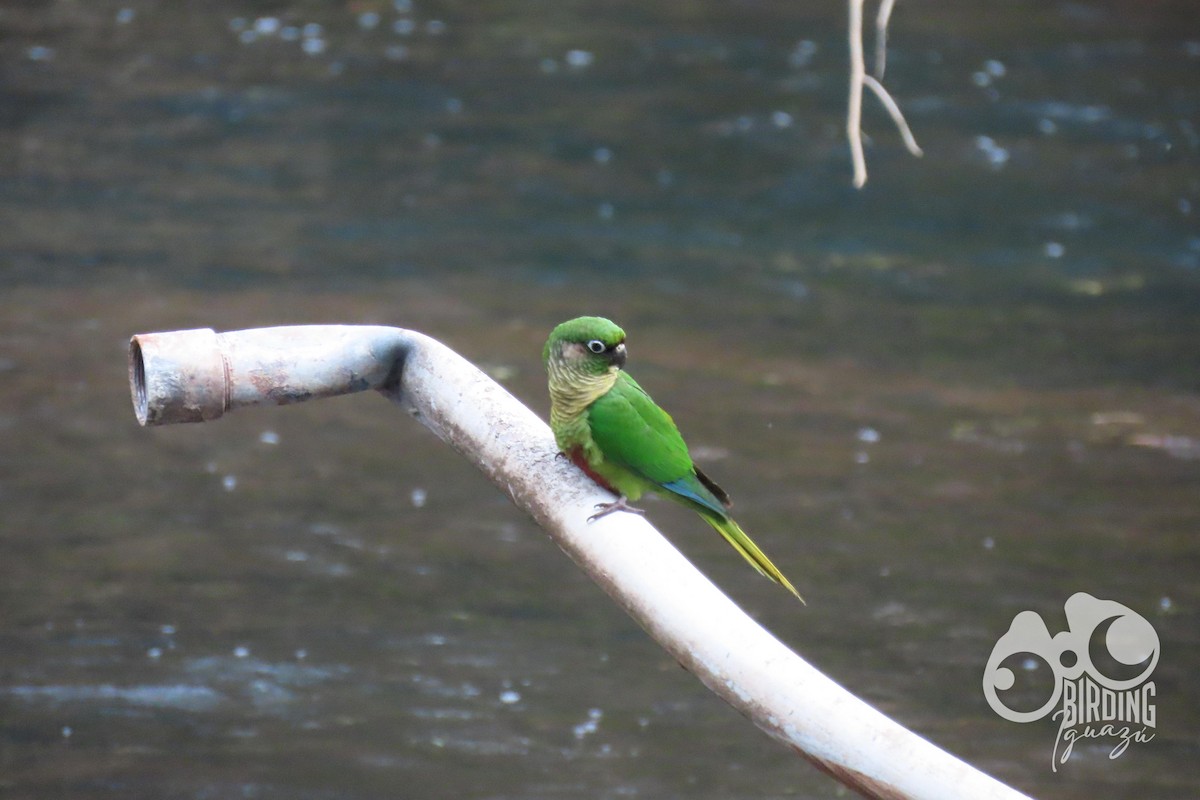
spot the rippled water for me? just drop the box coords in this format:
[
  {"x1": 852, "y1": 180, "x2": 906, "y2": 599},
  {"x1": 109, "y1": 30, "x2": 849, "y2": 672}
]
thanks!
[{"x1": 2, "y1": 2, "x2": 1198, "y2": 798}]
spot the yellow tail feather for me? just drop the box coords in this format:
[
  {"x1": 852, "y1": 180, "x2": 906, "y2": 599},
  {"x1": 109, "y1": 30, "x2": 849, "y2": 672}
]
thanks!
[{"x1": 701, "y1": 513, "x2": 805, "y2": 603}]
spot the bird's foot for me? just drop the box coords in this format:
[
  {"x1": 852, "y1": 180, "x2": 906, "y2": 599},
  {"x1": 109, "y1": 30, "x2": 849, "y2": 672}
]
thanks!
[{"x1": 588, "y1": 496, "x2": 646, "y2": 522}]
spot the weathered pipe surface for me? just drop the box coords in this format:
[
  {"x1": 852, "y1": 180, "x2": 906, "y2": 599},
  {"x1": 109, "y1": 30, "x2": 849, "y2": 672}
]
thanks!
[
  {"x1": 129, "y1": 326, "x2": 407, "y2": 425},
  {"x1": 128, "y1": 325, "x2": 1035, "y2": 800}
]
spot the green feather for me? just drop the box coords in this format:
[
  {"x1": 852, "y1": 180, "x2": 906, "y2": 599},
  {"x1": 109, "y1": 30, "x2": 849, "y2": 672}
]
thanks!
[{"x1": 587, "y1": 374, "x2": 695, "y2": 491}]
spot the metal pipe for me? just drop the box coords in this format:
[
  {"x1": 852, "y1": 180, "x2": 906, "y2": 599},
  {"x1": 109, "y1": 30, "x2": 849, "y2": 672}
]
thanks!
[
  {"x1": 128, "y1": 325, "x2": 1034, "y2": 800},
  {"x1": 129, "y1": 326, "x2": 408, "y2": 425}
]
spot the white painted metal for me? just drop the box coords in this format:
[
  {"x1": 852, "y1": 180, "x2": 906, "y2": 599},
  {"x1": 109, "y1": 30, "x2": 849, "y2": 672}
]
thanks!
[{"x1": 129, "y1": 325, "x2": 1034, "y2": 800}]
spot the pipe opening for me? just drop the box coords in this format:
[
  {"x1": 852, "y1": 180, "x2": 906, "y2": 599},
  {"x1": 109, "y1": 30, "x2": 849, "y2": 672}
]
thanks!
[{"x1": 129, "y1": 337, "x2": 149, "y2": 426}]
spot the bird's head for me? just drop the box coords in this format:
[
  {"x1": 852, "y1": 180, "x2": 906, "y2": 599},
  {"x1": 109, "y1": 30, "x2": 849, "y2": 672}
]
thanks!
[{"x1": 543, "y1": 316, "x2": 627, "y2": 376}]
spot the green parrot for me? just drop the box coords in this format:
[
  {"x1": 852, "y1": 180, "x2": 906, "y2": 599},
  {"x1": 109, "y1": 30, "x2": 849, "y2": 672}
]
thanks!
[{"x1": 543, "y1": 316, "x2": 803, "y2": 601}]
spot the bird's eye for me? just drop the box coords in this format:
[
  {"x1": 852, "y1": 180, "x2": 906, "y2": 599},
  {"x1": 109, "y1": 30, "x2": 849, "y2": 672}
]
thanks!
[{"x1": 586, "y1": 340, "x2": 606, "y2": 354}]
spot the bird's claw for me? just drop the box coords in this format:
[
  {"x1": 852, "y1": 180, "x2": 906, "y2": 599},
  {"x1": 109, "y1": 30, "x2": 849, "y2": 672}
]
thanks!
[{"x1": 587, "y1": 496, "x2": 646, "y2": 522}]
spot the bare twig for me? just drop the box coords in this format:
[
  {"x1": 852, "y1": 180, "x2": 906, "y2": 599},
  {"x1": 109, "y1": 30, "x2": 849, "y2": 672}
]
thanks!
[
  {"x1": 847, "y1": 0, "x2": 869, "y2": 188},
  {"x1": 847, "y1": 0, "x2": 922, "y2": 187},
  {"x1": 874, "y1": 0, "x2": 897, "y2": 78},
  {"x1": 863, "y1": 74, "x2": 924, "y2": 157}
]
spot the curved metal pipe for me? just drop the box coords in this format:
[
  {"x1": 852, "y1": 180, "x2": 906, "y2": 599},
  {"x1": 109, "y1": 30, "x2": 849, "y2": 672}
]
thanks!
[{"x1": 128, "y1": 325, "x2": 1033, "y2": 800}]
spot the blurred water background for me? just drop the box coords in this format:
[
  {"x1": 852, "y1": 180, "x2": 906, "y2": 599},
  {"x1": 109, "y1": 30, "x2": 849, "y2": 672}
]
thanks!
[{"x1": 1, "y1": 1, "x2": 1198, "y2": 797}]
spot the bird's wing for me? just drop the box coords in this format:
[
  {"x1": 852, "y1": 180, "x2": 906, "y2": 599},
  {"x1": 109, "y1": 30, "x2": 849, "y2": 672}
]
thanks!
[{"x1": 588, "y1": 373, "x2": 727, "y2": 515}]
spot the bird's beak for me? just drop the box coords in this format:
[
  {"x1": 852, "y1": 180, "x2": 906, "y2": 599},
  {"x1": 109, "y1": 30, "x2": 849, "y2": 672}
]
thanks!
[{"x1": 612, "y1": 342, "x2": 627, "y2": 369}]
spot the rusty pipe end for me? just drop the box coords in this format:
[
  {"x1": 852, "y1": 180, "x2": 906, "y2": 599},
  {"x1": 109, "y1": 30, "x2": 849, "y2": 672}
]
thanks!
[{"x1": 129, "y1": 328, "x2": 228, "y2": 426}]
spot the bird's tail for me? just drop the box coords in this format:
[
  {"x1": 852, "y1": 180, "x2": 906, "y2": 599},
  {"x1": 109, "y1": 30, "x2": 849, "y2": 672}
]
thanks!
[{"x1": 699, "y1": 511, "x2": 805, "y2": 603}]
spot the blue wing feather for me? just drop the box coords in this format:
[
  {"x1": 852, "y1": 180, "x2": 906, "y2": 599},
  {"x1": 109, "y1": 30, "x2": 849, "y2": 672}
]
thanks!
[{"x1": 660, "y1": 476, "x2": 728, "y2": 516}]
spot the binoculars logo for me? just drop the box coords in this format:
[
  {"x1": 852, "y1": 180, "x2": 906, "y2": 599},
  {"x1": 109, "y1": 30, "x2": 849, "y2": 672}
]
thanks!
[{"x1": 982, "y1": 592, "x2": 1158, "y2": 771}]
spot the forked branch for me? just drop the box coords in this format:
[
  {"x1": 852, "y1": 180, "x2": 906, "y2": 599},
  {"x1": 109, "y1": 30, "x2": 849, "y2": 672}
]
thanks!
[{"x1": 847, "y1": 0, "x2": 922, "y2": 187}]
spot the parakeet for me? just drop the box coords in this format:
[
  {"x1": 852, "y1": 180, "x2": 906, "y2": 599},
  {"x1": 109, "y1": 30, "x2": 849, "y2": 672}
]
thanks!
[{"x1": 544, "y1": 316, "x2": 803, "y2": 601}]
